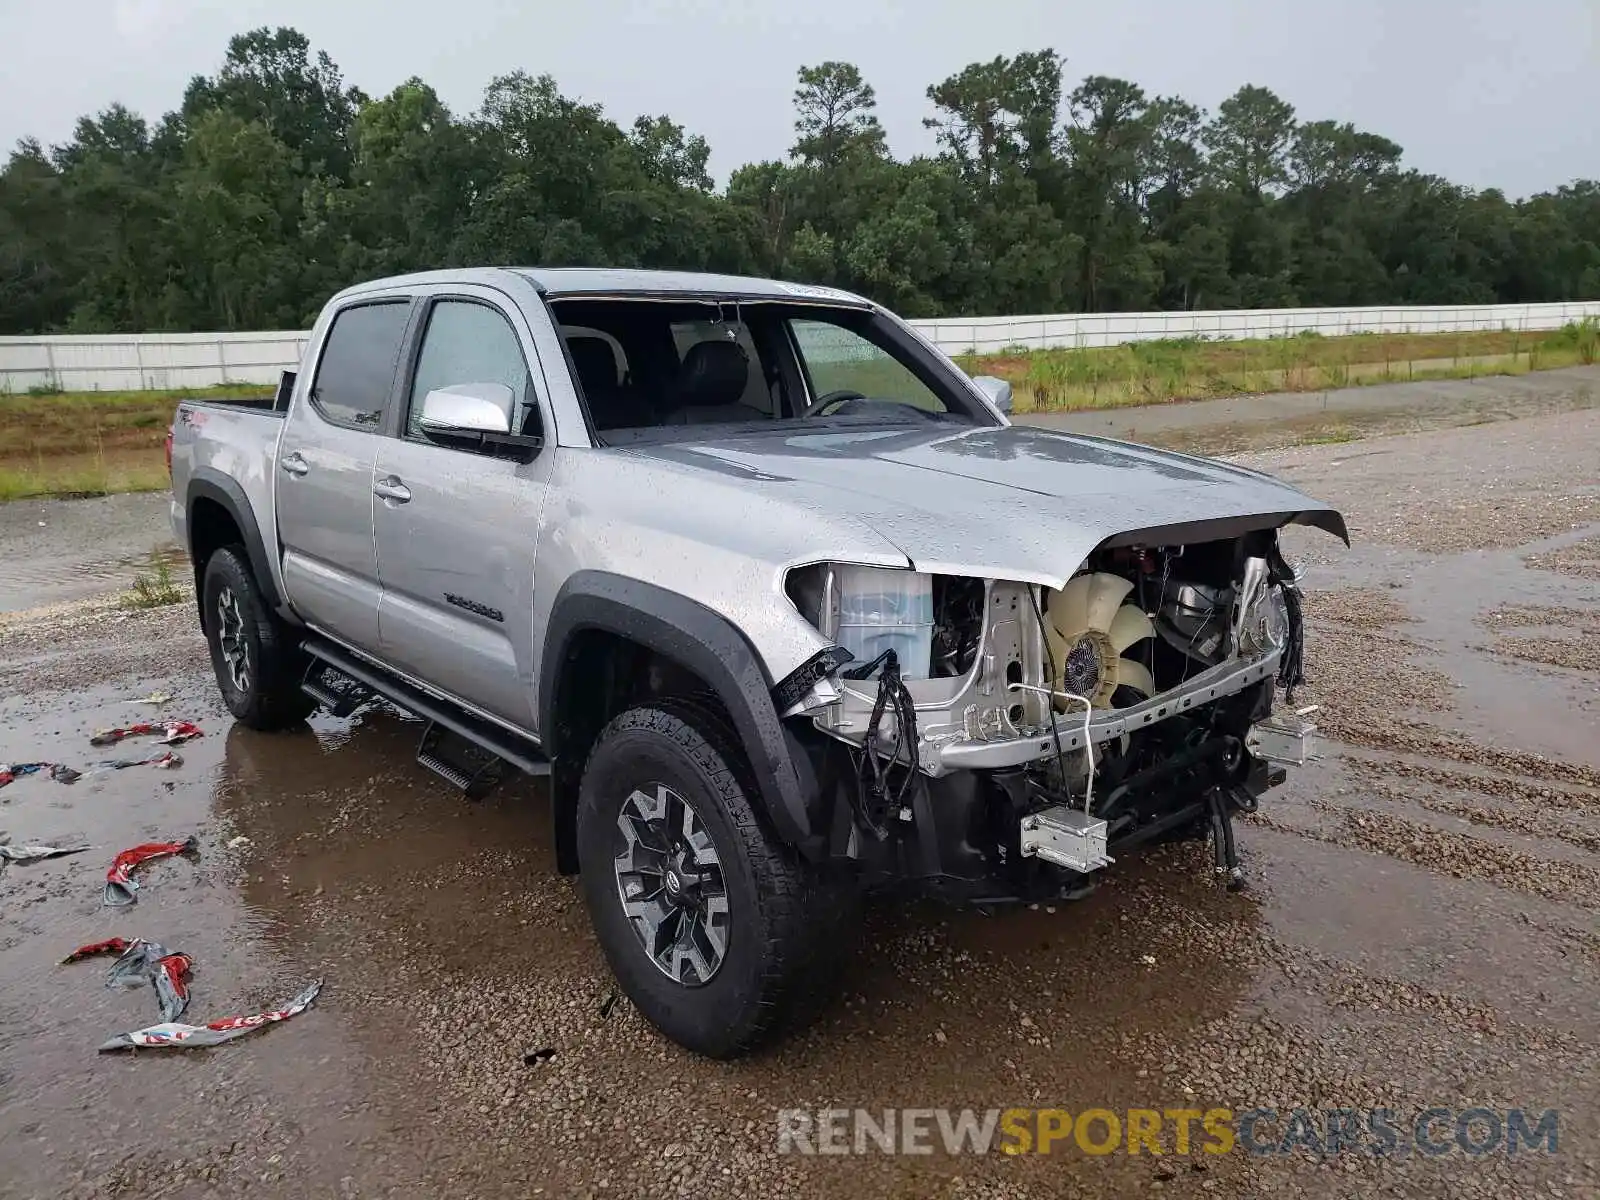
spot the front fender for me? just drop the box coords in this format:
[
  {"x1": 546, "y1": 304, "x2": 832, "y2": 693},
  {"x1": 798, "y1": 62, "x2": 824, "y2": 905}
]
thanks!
[{"x1": 540, "y1": 571, "x2": 818, "y2": 859}]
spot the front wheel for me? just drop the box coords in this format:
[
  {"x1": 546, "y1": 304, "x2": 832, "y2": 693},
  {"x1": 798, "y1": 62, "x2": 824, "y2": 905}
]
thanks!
[
  {"x1": 576, "y1": 701, "x2": 856, "y2": 1058},
  {"x1": 201, "y1": 545, "x2": 314, "y2": 730}
]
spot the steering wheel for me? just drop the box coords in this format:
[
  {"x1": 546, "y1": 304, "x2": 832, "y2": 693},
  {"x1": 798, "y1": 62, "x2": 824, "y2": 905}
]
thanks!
[{"x1": 799, "y1": 389, "x2": 866, "y2": 419}]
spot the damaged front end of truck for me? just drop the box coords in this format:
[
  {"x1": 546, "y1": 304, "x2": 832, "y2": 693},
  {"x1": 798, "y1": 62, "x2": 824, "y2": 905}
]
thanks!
[{"x1": 779, "y1": 512, "x2": 1346, "y2": 904}]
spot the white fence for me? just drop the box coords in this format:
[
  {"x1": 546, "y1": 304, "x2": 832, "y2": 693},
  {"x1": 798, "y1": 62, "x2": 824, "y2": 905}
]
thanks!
[
  {"x1": 3, "y1": 301, "x2": 1598, "y2": 393},
  {"x1": 912, "y1": 300, "x2": 1600, "y2": 355},
  {"x1": 0, "y1": 331, "x2": 310, "y2": 393}
]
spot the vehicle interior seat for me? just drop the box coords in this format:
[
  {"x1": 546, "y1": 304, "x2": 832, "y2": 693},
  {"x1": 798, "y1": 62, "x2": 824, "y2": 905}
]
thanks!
[
  {"x1": 568, "y1": 335, "x2": 655, "y2": 430},
  {"x1": 664, "y1": 340, "x2": 771, "y2": 424}
]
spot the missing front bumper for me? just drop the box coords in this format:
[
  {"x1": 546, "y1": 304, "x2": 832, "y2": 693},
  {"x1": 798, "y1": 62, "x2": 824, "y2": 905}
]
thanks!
[{"x1": 925, "y1": 649, "x2": 1284, "y2": 775}]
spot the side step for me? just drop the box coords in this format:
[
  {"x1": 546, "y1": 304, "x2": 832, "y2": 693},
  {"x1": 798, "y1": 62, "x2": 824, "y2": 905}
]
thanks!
[
  {"x1": 416, "y1": 720, "x2": 506, "y2": 800},
  {"x1": 299, "y1": 638, "x2": 551, "y2": 796},
  {"x1": 301, "y1": 662, "x2": 371, "y2": 718}
]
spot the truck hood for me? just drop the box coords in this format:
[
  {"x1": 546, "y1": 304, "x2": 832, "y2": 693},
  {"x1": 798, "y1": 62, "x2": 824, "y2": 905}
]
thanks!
[{"x1": 624, "y1": 423, "x2": 1348, "y2": 587}]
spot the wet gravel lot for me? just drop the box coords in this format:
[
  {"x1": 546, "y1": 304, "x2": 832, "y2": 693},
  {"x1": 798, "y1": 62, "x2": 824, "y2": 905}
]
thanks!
[{"x1": 2, "y1": 400, "x2": 1598, "y2": 1199}]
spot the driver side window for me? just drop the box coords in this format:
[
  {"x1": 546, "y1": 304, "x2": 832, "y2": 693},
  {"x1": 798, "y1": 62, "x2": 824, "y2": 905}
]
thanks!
[
  {"x1": 407, "y1": 300, "x2": 534, "y2": 440},
  {"x1": 788, "y1": 319, "x2": 947, "y2": 413}
]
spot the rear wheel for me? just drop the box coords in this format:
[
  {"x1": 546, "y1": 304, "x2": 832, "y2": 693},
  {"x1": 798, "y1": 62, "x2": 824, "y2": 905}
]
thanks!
[
  {"x1": 576, "y1": 700, "x2": 856, "y2": 1058},
  {"x1": 201, "y1": 546, "x2": 314, "y2": 730}
]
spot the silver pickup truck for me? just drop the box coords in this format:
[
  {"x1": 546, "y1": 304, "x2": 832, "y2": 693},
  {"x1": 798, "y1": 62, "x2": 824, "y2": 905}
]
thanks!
[{"x1": 169, "y1": 267, "x2": 1346, "y2": 1058}]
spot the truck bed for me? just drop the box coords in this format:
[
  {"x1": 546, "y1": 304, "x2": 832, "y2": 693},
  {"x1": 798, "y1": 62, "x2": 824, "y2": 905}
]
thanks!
[
  {"x1": 180, "y1": 395, "x2": 282, "y2": 415},
  {"x1": 168, "y1": 394, "x2": 288, "y2": 608}
]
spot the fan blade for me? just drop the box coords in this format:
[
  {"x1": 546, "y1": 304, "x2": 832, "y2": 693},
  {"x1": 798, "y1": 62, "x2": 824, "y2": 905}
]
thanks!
[
  {"x1": 1085, "y1": 573, "x2": 1135, "y2": 632},
  {"x1": 1108, "y1": 604, "x2": 1155, "y2": 653},
  {"x1": 1114, "y1": 658, "x2": 1155, "y2": 697},
  {"x1": 1047, "y1": 575, "x2": 1092, "y2": 636}
]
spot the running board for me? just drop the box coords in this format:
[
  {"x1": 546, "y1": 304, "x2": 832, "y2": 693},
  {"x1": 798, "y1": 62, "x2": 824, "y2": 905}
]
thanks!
[{"x1": 299, "y1": 637, "x2": 551, "y2": 783}]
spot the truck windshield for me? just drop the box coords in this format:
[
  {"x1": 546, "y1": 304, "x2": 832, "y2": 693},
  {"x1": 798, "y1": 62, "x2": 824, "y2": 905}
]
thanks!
[{"x1": 548, "y1": 299, "x2": 992, "y2": 440}]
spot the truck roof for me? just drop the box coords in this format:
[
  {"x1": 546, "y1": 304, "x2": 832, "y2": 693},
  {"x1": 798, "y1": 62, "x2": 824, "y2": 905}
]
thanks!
[{"x1": 332, "y1": 266, "x2": 874, "y2": 307}]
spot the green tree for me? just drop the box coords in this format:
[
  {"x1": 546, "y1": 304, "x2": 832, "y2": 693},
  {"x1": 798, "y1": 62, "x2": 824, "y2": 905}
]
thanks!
[
  {"x1": 0, "y1": 140, "x2": 78, "y2": 332},
  {"x1": 2, "y1": 27, "x2": 1599, "y2": 335},
  {"x1": 793, "y1": 62, "x2": 885, "y2": 165},
  {"x1": 181, "y1": 27, "x2": 362, "y2": 179}
]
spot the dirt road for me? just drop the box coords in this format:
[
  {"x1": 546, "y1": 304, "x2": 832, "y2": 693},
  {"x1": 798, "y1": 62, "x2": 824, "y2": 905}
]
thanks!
[{"x1": 1, "y1": 395, "x2": 1597, "y2": 1198}]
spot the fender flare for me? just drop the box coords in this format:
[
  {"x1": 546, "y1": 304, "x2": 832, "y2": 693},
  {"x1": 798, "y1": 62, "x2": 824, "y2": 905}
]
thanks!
[
  {"x1": 186, "y1": 469, "x2": 282, "y2": 611},
  {"x1": 539, "y1": 571, "x2": 819, "y2": 859}
]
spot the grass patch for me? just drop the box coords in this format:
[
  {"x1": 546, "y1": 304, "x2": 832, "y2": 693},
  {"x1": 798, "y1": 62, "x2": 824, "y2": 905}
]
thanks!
[
  {"x1": 0, "y1": 383, "x2": 266, "y2": 502},
  {"x1": 0, "y1": 448, "x2": 173, "y2": 502},
  {"x1": 957, "y1": 324, "x2": 1597, "y2": 413},
  {"x1": 1297, "y1": 426, "x2": 1359, "y2": 446},
  {"x1": 0, "y1": 382, "x2": 266, "y2": 458},
  {"x1": 122, "y1": 558, "x2": 184, "y2": 609}
]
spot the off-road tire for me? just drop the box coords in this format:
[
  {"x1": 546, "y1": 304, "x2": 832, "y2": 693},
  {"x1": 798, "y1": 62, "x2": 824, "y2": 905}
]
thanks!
[
  {"x1": 576, "y1": 698, "x2": 857, "y2": 1058},
  {"x1": 201, "y1": 545, "x2": 314, "y2": 730}
]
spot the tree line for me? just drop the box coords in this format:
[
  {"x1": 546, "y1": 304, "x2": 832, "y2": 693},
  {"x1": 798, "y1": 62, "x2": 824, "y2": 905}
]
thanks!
[{"x1": 2, "y1": 27, "x2": 1597, "y2": 336}]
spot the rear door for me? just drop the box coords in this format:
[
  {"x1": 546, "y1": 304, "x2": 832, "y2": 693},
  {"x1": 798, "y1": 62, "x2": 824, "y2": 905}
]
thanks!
[
  {"x1": 371, "y1": 292, "x2": 553, "y2": 728},
  {"x1": 276, "y1": 297, "x2": 413, "y2": 652}
]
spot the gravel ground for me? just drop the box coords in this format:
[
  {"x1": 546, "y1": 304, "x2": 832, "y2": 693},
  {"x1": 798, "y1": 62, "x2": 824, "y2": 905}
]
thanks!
[
  {"x1": 2, "y1": 400, "x2": 1598, "y2": 1199},
  {"x1": 1021, "y1": 364, "x2": 1600, "y2": 456}
]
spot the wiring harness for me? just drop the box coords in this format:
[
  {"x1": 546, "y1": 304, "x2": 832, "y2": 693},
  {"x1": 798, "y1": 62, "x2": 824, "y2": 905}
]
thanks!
[
  {"x1": 843, "y1": 648, "x2": 921, "y2": 839},
  {"x1": 1268, "y1": 547, "x2": 1307, "y2": 704}
]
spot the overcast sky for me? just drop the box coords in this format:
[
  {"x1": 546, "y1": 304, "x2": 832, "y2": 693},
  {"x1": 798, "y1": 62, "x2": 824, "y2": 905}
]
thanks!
[{"x1": 2, "y1": 0, "x2": 1595, "y2": 196}]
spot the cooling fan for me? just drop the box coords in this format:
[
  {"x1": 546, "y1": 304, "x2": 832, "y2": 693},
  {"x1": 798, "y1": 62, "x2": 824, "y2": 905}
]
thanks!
[{"x1": 1044, "y1": 573, "x2": 1156, "y2": 710}]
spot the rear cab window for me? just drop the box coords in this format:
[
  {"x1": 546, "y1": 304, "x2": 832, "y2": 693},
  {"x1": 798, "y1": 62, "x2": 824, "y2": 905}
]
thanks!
[{"x1": 309, "y1": 301, "x2": 413, "y2": 431}]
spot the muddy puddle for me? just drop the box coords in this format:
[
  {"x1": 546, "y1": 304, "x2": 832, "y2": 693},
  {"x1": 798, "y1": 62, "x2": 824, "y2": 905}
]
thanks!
[
  {"x1": 0, "y1": 492, "x2": 181, "y2": 615},
  {"x1": 3, "y1": 405, "x2": 1600, "y2": 1198}
]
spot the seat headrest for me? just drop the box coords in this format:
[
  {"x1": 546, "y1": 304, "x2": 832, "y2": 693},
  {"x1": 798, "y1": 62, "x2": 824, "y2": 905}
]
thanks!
[
  {"x1": 568, "y1": 336, "x2": 619, "y2": 396},
  {"x1": 673, "y1": 339, "x2": 749, "y2": 408}
]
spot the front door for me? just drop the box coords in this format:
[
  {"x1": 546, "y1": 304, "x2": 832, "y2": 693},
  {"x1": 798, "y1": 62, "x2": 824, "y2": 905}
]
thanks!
[
  {"x1": 372, "y1": 296, "x2": 552, "y2": 728},
  {"x1": 276, "y1": 298, "x2": 413, "y2": 652}
]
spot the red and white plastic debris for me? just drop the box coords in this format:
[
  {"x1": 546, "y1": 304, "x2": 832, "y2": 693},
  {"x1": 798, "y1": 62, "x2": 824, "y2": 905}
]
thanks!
[
  {"x1": 98, "y1": 979, "x2": 323, "y2": 1052},
  {"x1": 63, "y1": 936, "x2": 193, "y2": 1021},
  {"x1": 103, "y1": 836, "x2": 198, "y2": 906},
  {"x1": 89, "y1": 721, "x2": 203, "y2": 749}
]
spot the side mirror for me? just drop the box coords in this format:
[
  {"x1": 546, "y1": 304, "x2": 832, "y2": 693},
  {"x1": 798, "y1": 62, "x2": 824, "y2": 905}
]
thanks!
[
  {"x1": 419, "y1": 382, "x2": 514, "y2": 435},
  {"x1": 971, "y1": 374, "x2": 1013, "y2": 415}
]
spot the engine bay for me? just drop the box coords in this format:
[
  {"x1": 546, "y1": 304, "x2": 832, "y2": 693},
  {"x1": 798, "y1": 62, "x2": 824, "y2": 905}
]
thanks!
[
  {"x1": 787, "y1": 524, "x2": 1300, "y2": 766},
  {"x1": 782, "y1": 524, "x2": 1312, "y2": 901}
]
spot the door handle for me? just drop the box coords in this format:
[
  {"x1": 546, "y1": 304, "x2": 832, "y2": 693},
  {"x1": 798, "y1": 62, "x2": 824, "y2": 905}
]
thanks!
[
  {"x1": 373, "y1": 476, "x2": 411, "y2": 503},
  {"x1": 280, "y1": 451, "x2": 309, "y2": 476}
]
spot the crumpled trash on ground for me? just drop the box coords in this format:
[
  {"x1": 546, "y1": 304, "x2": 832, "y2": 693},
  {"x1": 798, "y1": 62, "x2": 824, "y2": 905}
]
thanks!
[
  {"x1": 89, "y1": 720, "x2": 203, "y2": 749},
  {"x1": 2, "y1": 751, "x2": 182, "y2": 792},
  {"x1": 61, "y1": 936, "x2": 135, "y2": 962},
  {"x1": 0, "y1": 762, "x2": 82, "y2": 789},
  {"x1": 104, "y1": 835, "x2": 198, "y2": 906},
  {"x1": 86, "y1": 750, "x2": 183, "y2": 775},
  {"x1": 63, "y1": 936, "x2": 193, "y2": 1021},
  {"x1": 121, "y1": 691, "x2": 174, "y2": 707},
  {"x1": 0, "y1": 762, "x2": 46, "y2": 789},
  {"x1": 98, "y1": 979, "x2": 323, "y2": 1052},
  {"x1": 0, "y1": 839, "x2": 91, "y2": 873}
]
